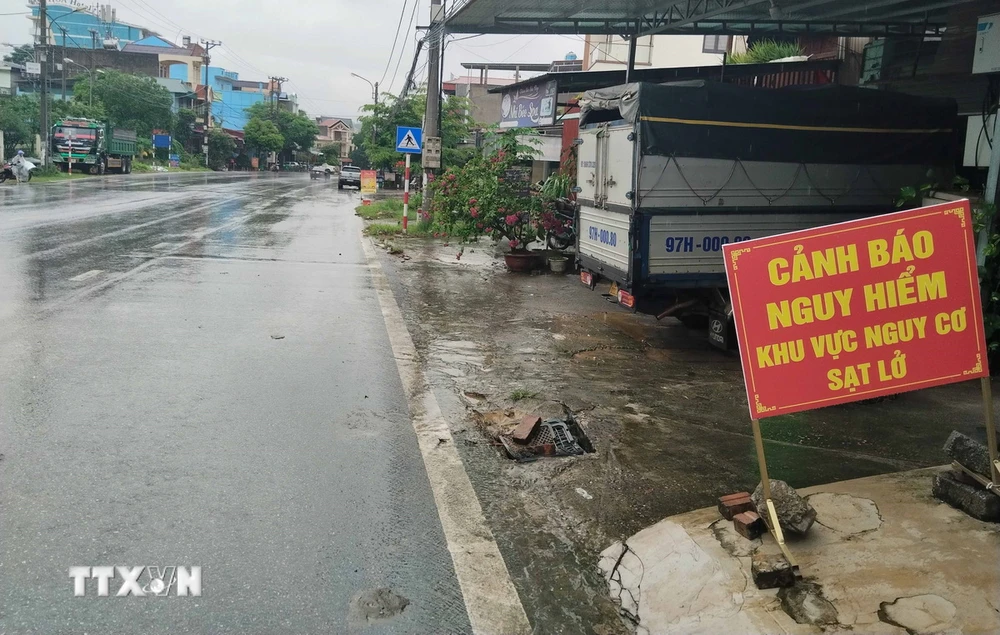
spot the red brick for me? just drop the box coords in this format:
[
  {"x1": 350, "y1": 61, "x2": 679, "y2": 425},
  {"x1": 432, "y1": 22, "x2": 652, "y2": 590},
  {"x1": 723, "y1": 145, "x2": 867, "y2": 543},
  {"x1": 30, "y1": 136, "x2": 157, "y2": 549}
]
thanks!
[
  {"x1": 718, "y1": 493, "x2": 755, "y2": 520},
  {"x1": 512, "y1": 415, "x2": 541, "y2": 443},
  {"x1": 733, "y1": 511, "x2": 766, "y2": 540}
]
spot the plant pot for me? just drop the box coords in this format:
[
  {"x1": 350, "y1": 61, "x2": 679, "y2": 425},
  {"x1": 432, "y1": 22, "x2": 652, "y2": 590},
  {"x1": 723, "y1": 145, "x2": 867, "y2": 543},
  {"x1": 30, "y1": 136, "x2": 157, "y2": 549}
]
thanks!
[
  {"x1": 504, "y1": 251, "x2": 538, "y2": 273},
  {"x1": 548, "y1": 256, "x2": 569, "y2": 274}
]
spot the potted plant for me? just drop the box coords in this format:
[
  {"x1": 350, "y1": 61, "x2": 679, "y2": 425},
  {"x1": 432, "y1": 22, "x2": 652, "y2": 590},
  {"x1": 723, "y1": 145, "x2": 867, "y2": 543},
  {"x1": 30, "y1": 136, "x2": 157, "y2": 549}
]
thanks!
[{"x1": 429, "y1": 130, "x2": 545, "y2": 272}]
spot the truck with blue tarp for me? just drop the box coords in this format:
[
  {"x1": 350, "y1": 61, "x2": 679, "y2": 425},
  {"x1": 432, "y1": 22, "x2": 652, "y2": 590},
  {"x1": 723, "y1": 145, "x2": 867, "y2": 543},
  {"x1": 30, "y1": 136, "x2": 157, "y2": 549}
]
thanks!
[
  {"x1": 51, "y1": 118, "x2": 137, "y2": 175},
  {"x1": 574, "y1": 81, "x2": 956, "y2": 349}
]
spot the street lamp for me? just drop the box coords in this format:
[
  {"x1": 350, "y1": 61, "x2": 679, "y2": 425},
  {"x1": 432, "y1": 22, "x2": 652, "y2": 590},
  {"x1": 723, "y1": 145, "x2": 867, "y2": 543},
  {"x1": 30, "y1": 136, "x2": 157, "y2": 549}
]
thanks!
[
  {"x1": 63, "y1": 58, "x2": 102, "y2": 106},
  {"x1": 351, "y1": 73, "x2": 379, "y2": 144}
]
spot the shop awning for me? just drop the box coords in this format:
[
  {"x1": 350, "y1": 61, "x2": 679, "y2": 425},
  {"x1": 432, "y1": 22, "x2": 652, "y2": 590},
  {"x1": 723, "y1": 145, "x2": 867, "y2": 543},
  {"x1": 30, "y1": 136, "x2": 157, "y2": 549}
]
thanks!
[{"x1": 444, "y1": 0, "x2": 979, "y2": 36}]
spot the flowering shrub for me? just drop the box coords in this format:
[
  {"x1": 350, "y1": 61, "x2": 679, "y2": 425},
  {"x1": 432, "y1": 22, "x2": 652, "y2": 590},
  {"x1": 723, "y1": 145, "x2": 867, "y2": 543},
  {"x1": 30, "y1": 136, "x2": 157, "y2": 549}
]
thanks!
[{"x1": 429, "y1": 132, "x2": 544, "y2": 251}]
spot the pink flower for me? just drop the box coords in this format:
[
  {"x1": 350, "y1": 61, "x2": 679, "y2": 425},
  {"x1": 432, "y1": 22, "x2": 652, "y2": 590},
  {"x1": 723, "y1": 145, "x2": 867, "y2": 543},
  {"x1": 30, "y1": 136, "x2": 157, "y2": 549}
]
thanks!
[
  {"x1": 470, "y1": 209, "x2": 479, "y2": 218},
  {"x1": 476, "y1": 222, "x2": 483, "y2": 229},
  {"x1": 468, "y1": 198, "x2": 477, "y2": 205},
  {"x1": 509, "y1": 239, "x2": 519, "y2": 249},
  {"x1": 505, "y1": 214, "x2": 518, "y2": 226},
  {"x1": 433, "y1": 232, "x2": 440, "y2": 237},
  {"x1": 485, "y1": 227, "x2": 493, "y2": 233}
]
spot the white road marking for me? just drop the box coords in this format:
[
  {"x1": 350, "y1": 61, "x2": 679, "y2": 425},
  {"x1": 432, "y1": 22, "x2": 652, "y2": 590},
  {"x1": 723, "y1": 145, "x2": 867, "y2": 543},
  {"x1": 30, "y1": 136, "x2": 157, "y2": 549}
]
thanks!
[
  {"x1": 151, "y1": 242, "x2": 173, "y2": 249},
  {"x1": 69, "y1": 269, "x2": 104, "y2": 282},
  {"x1": 359, "y1": 233, "x2": 531, "y2": 635}
]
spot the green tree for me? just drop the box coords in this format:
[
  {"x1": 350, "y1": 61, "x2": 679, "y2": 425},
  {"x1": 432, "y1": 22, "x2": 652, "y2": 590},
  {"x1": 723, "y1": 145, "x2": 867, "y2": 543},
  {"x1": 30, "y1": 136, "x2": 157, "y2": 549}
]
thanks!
[
  {"x1": 172, "y1": 108, "x2": 197, "y2": 148},
  {"x1": 319, "y1": 143, "x2": 341, "y2": 165},
  {"x1": 50, "y1": 98, "x2": 106, "y2": 122},
  {"x1": 0, "y1": 95, "x2": 37, "y2": 156},
  {"x1": 244, "y1": 103, "x2": 319, "y2": 160},
  {"x1": 73, "y1": 70, "x2": 173, "y2": 136},
  {"x1": 357, "y1": 90, "x2": 474, "y2": 171},
  {"x1": 207, "y1": 128, "x2": 235, "y2": 170},
  {"x1": 3, "y1": 44, "x2": 33, "y2": 65},
  {"x1": 243, "y1": 117, "x2": 284, "y2": 155}
]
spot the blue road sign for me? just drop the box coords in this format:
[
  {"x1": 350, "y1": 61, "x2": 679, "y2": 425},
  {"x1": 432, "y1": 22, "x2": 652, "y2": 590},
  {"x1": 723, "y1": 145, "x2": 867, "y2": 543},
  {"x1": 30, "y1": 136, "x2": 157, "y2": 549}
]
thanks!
[{"x1": 396, "y1": 126, "x2": 422, "y2": 154}]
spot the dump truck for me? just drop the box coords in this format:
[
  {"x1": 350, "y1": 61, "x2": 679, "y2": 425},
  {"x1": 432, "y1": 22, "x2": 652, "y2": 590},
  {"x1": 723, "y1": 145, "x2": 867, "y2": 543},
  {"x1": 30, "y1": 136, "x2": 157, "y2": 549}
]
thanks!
[
  {"x1": 51, "y1": 118, "x2": 137, "y2": 175},
  {"x1": 575, "y1": 81, "x2": 957, "y2": 350}
]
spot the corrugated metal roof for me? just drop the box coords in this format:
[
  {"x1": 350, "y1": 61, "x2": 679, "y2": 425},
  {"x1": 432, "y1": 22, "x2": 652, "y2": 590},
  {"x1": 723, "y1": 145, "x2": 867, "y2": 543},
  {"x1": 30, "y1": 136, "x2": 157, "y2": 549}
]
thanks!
[{"x1": 445, "y1": 0, "x2": 980, "y2": 36}]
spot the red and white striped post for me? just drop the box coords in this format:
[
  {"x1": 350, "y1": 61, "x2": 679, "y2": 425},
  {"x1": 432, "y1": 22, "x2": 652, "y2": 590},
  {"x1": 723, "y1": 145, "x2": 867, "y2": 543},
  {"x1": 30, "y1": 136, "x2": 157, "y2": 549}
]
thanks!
[{"x1": 402, "y1": 153, "x2": 411, "y2": 234}]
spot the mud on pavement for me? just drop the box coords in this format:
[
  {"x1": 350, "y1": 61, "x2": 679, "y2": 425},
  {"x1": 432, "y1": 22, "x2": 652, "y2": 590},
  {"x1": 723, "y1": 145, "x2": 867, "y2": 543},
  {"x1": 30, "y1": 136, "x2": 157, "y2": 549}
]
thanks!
[{"x1": 372, "y1": 236, "x2": 989, "y2": 635}]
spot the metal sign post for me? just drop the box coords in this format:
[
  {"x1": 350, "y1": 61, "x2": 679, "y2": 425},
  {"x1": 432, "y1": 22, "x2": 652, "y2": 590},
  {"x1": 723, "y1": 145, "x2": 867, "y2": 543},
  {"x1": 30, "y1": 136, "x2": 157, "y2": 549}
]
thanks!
[
  {"x1": 402, "y1": 154, "x2": 411, "y2": 234},
  {"x1": 751, "y1": 418, "x2": 798, "y2": 573},
  {"x1": 396, "y1": 126, "x2": 423, "y2": 235}
]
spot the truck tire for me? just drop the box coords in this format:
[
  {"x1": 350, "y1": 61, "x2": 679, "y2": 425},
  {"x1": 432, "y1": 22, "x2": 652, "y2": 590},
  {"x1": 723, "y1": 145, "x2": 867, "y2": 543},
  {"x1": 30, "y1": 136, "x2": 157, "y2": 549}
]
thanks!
[
  {"x1": 124, "y1": 159, "x2": 131, "y2": 174},
  {"x1": 98, "y1": 159, "x2": 106, "y2": 176}
]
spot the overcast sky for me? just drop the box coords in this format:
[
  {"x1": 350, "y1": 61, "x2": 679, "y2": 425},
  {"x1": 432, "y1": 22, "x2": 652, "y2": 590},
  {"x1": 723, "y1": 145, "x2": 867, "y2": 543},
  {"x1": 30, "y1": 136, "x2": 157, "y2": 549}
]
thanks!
[{"x1": 2, "y1": 1, "x2": 580, "y2": 119}]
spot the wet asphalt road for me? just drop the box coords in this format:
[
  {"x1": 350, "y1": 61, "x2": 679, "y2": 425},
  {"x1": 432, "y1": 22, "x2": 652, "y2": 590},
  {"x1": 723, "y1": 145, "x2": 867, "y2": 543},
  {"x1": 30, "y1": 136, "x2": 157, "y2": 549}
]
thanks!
[{"x1": 0, "y1": 174, "x2": 471, "y2": 633}]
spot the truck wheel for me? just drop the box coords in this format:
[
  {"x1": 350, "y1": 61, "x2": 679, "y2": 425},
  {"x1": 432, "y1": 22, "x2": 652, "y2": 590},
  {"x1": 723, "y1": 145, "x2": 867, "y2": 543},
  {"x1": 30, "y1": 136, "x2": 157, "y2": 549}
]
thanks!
[
  {"x1": 125, "y1": 159, "x2": 132, "y2": 174},
  {"x1": 98, "y1": 160, "x2": 106, "y2": 176}
]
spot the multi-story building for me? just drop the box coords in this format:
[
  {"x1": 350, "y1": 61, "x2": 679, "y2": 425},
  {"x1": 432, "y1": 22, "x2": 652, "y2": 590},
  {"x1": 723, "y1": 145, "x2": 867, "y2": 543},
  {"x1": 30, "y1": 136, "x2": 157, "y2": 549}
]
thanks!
[
  {"x1": 314, "y1": 117, "x2": 354, "y2": 164},
  {"x1": 582, "y1": 34, "x2": 728, "y2": 71},
  {"x1": 28, "y1": 1, "x2": 148, "y2": 50}
]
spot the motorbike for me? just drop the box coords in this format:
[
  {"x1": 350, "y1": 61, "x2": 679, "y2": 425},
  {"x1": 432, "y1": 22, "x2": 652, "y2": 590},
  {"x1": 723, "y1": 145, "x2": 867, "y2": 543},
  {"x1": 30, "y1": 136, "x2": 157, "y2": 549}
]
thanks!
[
  {"x1": 542, "y1": 196, "x2": 578, "y2": 251},
  {"x1": 0, "y1": 161, "x2": 32, "y2": 184}
]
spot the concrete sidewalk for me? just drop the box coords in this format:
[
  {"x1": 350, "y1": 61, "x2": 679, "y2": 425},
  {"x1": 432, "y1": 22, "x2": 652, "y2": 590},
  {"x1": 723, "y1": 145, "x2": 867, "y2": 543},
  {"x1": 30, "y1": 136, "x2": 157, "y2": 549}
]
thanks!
[{"x1": 599, "y1": 468, "x2": 1000, "y2": 634}]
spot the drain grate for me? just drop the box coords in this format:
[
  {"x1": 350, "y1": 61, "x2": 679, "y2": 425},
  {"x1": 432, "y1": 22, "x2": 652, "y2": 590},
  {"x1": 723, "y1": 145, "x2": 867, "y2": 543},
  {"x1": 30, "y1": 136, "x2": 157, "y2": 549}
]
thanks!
[{"x1": 499, "y1": 416, "x2": 591, "y2": 461}]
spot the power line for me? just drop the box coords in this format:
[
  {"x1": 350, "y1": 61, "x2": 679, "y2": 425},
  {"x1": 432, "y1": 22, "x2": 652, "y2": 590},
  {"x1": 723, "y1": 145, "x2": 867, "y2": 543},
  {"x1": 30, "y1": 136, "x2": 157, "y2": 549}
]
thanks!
[
  {"x1": 379, "y1": 0, "x2": 409, "y2": 85},
  {"x1": 387, "y1": 0, "x2": 420, "y2": 94}
]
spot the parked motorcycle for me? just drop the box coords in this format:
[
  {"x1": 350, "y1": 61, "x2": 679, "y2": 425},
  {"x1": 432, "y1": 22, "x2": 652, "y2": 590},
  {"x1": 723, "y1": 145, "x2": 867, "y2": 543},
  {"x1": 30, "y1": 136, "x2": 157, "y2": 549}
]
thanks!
[{"x1": 542, "y1": 196, "x2": 578, "y2": 251}]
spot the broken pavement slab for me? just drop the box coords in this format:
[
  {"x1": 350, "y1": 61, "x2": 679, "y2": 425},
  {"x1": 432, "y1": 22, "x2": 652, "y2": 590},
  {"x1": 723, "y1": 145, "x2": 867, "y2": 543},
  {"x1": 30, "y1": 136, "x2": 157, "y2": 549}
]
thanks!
[
  {"x1": 942, "y1": 430, "x2": 995, "y2": 478},
  {"x1": 932, "y1": 471, "x2": 1000, "y2": 522},
  {"x1": 599, "y1": 468, "x2": 1000, "y2": 634}
]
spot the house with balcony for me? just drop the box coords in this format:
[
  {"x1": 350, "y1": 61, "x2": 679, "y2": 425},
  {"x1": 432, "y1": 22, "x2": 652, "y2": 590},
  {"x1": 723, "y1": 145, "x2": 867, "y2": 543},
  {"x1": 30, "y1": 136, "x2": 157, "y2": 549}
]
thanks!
[{"x1": 314, "y1": 117, "x2": 354, "y2": 164}]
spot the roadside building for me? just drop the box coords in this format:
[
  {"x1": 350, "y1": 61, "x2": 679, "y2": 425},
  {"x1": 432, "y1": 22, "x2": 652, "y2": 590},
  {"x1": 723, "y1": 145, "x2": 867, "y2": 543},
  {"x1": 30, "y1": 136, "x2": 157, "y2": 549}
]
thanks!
[{"x1": 314, "y1": 117, "x2": 354, "y2": 164}]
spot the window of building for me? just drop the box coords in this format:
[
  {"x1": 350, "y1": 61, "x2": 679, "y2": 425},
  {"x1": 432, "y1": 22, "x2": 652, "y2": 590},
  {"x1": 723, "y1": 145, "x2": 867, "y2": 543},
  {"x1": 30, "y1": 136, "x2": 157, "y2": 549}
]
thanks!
[
  {"x1": 703, "y1": 35, "x2": 729, "y2": 54},
  {"x1": 334, "y1": 131, "x2": 343, "y2": 142},
  {"x1": 595, "y1": 35, "x2": 652, "y2": 64}
]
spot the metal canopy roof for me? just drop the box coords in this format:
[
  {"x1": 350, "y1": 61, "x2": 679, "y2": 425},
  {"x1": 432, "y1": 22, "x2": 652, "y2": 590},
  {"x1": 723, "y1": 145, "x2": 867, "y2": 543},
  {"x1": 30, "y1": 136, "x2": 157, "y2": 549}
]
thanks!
[
  {"x1": 487, "y1": 58, "x2": 840, "y2": 94},
  {"x1": 444, "y1": 0, "x2": 980, "y2": 37}
]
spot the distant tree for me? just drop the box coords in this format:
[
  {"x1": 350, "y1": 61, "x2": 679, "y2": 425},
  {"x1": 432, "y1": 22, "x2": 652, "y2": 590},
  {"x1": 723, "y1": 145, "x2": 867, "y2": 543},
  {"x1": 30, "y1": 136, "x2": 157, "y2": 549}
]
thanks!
[
  {"x1": 0, "y1": 95, "x2": 37, "y2": 156},
  {"x1": 319, "y1": 143, "x2": 341, "y2": 165},
  {"x1": 207, "y1": 128, "x2": 235, "y2": 170},
  {"x1": 244, "y1": 103, "x2": 319, "y2": 160},
  {"x1": 357, "y1": 90, "x2": 474, "y2": 171},
  {"x1": 349, "y1": 145, "x2": 369, "y2": 169},
  {"x1": 73, "y1": 70, "x2": 173, "y2": 136},
  {"x1": 172, "y1": 108, "x2": 197, "y2": 148},
  {"x1": 243, "y1": 117, "x2": 284, "y2": 155},
  {"x1": 3, "y1": 44, "x2": 33, "y2": 65},
  {"x1": 50, "y1": 98, "x2": 106, "y2": 122}
]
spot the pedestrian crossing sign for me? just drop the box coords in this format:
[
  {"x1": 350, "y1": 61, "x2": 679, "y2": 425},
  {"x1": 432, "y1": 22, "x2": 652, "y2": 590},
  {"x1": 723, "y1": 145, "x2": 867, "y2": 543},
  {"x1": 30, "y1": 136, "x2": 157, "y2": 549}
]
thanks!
[{"x1": 396, "y1": 126, "x2": 423, "y2": 154}]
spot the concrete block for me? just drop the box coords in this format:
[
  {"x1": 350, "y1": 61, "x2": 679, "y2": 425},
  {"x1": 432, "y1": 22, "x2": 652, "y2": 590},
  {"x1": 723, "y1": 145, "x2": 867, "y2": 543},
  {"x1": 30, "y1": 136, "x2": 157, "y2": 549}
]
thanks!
[
  {"x1": 932, "y1": 472, "x2": 1000, "y2": 522},
  {"x1": 512, "y1": 415, "x2": 540, "y2": 443},
  {"x1": 751, "y1": 480, "x2": 817, "y2": 535},
  {"x1": 751, "y1": 552, "x2": 795, "y2": 589},
  {"x1": 943, "y1": 431, "x2": 994, "y2": 479},
  {"x1": 733, "y1": 511, "x2": 766, "y2": 540},
  {"x1": 718, "y1": 492, "x2": 754, "y2": 520}
]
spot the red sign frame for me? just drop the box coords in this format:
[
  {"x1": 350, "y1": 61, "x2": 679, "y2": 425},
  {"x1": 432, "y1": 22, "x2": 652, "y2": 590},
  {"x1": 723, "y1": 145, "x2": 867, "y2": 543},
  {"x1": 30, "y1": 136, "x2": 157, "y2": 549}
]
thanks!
[{"x1": 723, "y1": 200, "x2": 988, "y2": 419}]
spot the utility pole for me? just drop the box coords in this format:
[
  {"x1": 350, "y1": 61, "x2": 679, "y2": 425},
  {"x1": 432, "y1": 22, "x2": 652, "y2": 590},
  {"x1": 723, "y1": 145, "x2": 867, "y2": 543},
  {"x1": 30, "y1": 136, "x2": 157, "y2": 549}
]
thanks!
[
  {"x1": 38, "y1": 0, "x2": 50, "y2": 166},
  {"x1": 269, "y1": 76, "x2": 289, "y2": 112},
  {"x1": 421, "y1": 0, "x2": 443, "y2": 215},
  {"x1": 59, "y1": 27, "x2": 66, "y2": 103},
  {"x1": 200, "y1": 40, "x2": 221, "y2": 167}
]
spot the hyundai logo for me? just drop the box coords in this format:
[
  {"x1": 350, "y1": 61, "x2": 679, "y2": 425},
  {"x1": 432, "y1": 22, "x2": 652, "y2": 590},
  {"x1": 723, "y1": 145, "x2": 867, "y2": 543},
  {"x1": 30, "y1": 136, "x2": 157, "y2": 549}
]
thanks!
[{"x1": 711, "y1": 319, "x2": 725, "y2": 334}]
